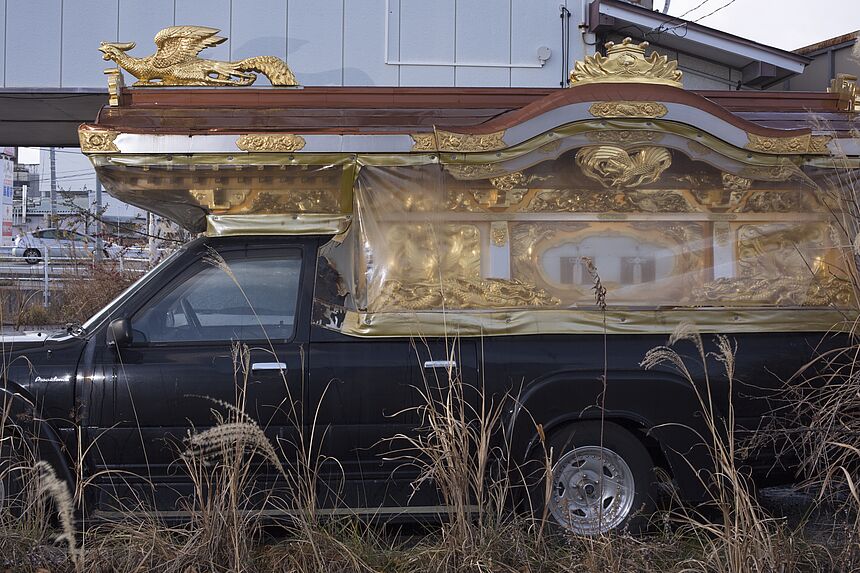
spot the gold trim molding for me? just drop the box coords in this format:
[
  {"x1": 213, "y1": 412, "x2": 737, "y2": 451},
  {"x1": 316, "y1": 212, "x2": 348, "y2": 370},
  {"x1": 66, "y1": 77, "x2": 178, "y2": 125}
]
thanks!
[
  {"x1": 333, "y1": 308, "x2": 856, "y2": 338},
  {"x1": 78, "y1": 127, "x2": 119, "y2": 153},
  {"x1": 745, "y1": 133, "x2": 832, "y2": 155},
  {"x1": 236, "y1": 134, "x2": 306, "y2": 152},
  {"x1": 570, "y1": 38, "x2": 683, "y2": 88},
  {"x1": 411, "y1": 130, "x2": 506, "y2": 152},
  {"x1": 588, "y1": 101, "x2": 668, "y2": 118}
]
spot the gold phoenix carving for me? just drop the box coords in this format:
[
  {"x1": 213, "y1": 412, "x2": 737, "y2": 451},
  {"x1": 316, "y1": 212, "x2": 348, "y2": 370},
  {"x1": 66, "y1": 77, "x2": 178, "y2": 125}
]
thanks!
[
  {"x1": 236, "y1": 134, "x2": 306, "y2": 152},
  {"x1": 99, "y1": 25, "x2": 299, "y2": 86},
  {"x1": 745, "y1": 133, "x2": 831, "y2": 154},
  {"x1": 411, "y1": 130, "x2": 506, "y2": 152},
  {"x1": 588, "y1": 101, "x2": 668, "y2": 118},
  {"x1": 570, "y1": 38, "x2": 683, "y2": 87},
  {"x1": 78, "y1": 127, "x2": 119, "y2": 153},
  {"x1": 575, "y1": 146, "x2": 672, "y2": 188}
]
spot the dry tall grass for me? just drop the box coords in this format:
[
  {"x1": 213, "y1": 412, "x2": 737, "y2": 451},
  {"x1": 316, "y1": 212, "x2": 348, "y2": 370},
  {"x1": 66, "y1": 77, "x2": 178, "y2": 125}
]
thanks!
[{"x1": 643, "y1": 325, "x2": 816, "y2": 573}]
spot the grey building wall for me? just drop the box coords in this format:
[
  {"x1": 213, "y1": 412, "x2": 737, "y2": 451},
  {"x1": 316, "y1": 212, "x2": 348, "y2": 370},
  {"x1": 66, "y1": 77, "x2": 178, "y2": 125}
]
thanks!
[
  {"x1": 783, "y1": 37, "x2": 859, "y2": 91},
  {"x1": 1, "y1": 0, "x2": 585, "y2": 88}
]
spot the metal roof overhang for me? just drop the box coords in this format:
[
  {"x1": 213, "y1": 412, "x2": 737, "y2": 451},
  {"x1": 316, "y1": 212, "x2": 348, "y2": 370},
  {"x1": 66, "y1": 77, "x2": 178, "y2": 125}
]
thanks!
[
  {"x1": 589, "y1": 0, "x2": 811, "y2": 88},
  {"x1": 0, "y1": 89, "x2": 108, "y2": 147}
]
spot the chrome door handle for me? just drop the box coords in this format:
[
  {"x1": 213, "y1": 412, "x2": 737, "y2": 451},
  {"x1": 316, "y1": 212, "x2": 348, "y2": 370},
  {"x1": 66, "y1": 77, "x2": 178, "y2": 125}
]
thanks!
[
  {"x1": 424, "y1": 360, "x2": 457, "y2": 369},
  {"x1": 251, "y1": 362, "x2": 287, "y2": 372}
]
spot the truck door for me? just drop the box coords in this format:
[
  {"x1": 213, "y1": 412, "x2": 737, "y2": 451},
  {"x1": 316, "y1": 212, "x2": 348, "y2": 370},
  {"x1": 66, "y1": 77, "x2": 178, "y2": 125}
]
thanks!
[
  {"x1": 82, "y1": 239, "x2": 312, "y2": 512},
  {"x1": 309, "y1": 329, "x2": 478, "y2": 513}
]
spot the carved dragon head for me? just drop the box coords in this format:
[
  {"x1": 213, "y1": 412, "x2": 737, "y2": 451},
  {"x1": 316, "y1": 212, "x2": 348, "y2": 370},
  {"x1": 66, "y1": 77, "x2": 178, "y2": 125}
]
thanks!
[{"x1": 99, "y1": 41, "x2": 136, "y2": 61}]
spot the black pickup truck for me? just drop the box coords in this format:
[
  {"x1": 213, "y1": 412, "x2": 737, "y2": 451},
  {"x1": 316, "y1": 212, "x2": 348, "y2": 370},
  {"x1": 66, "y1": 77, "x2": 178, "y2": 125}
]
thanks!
[{"x1": 0, "y1": 233, "x2": 840, "y2": 535}]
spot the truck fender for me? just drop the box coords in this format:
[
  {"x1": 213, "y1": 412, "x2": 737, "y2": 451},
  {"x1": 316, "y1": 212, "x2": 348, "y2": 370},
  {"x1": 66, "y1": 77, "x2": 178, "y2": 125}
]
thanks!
[
  {"x1": 0, "y1": 382, "x2": 75, "y2": 491},
  {"x1": 506, "y1": 369, "x2": 719, "y2": 502}
]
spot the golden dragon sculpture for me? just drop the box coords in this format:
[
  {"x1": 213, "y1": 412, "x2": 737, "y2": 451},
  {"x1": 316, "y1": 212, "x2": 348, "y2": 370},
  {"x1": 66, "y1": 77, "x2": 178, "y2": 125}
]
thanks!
[{"x1": 99, "y1": 25, "x2": 298, "y2": 86}]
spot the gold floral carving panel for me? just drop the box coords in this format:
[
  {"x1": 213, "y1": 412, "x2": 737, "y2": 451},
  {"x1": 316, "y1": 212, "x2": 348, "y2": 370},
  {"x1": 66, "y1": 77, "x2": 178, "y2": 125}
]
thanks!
[
  {"x1": 527, "y1": 189, "x2": 695, "y2": 213},
  {"x1": 411, "y1": 130, "x2": 506, "y2": 152},
  {"x1": 745, "y1": 133, "x2": 832, "y2": 155},
  {"x1": 588, "y1": 101, "x2": 668, "y2": 118},
  {"x1": 236, "y1": 134, "x2": 306, "y2": 152}
]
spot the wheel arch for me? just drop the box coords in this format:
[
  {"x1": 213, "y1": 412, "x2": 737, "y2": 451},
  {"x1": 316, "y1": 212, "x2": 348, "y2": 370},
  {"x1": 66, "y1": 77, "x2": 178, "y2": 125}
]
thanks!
[
  {"x1": 0, "y1": 382, "x2": 75, "y2": 490},
  {"x1": 507, "y1": 370, "x2": 717, "y2": 502}
]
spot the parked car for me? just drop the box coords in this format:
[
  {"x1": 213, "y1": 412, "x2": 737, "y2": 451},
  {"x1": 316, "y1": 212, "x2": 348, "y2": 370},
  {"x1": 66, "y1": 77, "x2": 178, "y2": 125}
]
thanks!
[{"x1": 12, "y1": 229, "x2": 106, "y2": 264}]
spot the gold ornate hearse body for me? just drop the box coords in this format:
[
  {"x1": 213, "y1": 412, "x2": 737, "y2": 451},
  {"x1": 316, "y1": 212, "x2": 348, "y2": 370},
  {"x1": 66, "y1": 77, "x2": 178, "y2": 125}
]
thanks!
[{"x1": 81, "y1": 32, "x2": 860, "y2": 336}]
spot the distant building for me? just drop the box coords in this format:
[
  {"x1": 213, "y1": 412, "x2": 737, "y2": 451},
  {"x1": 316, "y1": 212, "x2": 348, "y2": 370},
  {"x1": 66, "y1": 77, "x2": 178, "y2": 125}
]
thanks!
[
  {"x1": 783, "y1": 31, "x2": 859, "y2": 92},
  {"x1": 0, "y1": 0, "x2": 819, "y2": 146}
]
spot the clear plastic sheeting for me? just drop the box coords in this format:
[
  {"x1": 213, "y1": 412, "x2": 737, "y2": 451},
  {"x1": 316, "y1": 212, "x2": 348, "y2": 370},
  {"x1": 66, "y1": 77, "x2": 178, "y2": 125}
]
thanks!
[
  {"x1": 319, "y1": 144, "x2": 855, "y2": 318},
  {"x1": 92, "y1": 156, "x2": 353, "y2": 232}
]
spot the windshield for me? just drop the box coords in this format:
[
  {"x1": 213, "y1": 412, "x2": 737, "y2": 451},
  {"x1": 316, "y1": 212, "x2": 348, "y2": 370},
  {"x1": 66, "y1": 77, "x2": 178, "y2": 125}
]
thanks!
[{"x1": 81, "y1": 248, "x2": 186, "y2": 332}]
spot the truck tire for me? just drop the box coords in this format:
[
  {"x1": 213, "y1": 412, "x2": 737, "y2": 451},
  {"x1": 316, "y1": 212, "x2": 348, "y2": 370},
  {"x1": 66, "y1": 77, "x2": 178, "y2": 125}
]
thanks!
[
  {"x1": 530, "y1": 420, "x2": 657, "y2": 535},
  {"x1": 23, "y1": 248, "x2": 41, "y2": 265}
]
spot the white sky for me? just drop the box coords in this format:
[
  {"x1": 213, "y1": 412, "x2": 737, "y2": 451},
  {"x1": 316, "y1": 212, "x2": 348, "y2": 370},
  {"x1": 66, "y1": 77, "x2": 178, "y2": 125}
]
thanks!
[{"x1": 661, "y1": 0, "x2": 858, "y2": 51}]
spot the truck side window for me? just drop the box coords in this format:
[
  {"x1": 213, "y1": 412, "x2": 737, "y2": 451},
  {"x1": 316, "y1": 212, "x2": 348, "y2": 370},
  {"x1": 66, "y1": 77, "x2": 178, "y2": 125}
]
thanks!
[{"x1": 131, "y1": 250, "x2": 301, "y2": 343}]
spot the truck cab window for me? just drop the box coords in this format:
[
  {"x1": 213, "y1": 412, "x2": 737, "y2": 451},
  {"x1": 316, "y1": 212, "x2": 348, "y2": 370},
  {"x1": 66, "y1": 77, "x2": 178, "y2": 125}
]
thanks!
[{"x1": 132, "y1": 251, "x2": 302, "y2": 343}]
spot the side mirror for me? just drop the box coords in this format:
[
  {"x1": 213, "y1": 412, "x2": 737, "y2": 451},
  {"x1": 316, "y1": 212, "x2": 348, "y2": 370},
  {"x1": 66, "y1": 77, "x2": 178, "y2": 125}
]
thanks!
[{"x1": 107, "y1": 317, "x2": 133, "y2": 348}]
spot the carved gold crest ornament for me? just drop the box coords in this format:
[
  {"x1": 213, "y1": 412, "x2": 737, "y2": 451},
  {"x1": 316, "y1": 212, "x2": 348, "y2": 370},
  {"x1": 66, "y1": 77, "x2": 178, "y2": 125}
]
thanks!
[
  {"x1": 575, "y1": 146, "x2": 672, "y2": 189},
  {"x1": 99, "y1": 25, "x2": 299, "y2": 86},
  {"x1": 569, "y1": 38, "x2": 683, "y2": 87}
]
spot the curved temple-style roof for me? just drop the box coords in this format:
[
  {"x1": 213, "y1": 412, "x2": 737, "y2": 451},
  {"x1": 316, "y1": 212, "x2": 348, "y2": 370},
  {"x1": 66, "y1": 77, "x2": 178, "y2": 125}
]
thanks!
[
  {"x1": 79, "y1": 35, "x2": 860, "y2": 234},
  {"x1": 77, "y1": 34, "x2": 860, "y2": 338}
]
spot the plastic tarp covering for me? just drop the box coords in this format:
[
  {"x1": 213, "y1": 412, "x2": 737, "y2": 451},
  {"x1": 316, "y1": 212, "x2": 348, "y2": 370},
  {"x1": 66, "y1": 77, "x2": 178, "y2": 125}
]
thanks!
[{"x1": 319, "y1": 144, "x2": 855, "y2": 318}]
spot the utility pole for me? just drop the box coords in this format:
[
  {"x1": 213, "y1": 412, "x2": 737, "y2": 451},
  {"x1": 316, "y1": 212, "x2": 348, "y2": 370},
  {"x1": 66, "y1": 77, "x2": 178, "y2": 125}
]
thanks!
[
  {"x1": 95, "y1": 179, "x2": 103, "y2": 261},
  {"x1": 148, "y1": 212, "x2": 156, "y2": 266},
  {"x1": 21, "y1": 184, "x2": 27, "y2": 226},
  {"x1": 49, "y1": 147, "x2": 57, "y2": 226}
]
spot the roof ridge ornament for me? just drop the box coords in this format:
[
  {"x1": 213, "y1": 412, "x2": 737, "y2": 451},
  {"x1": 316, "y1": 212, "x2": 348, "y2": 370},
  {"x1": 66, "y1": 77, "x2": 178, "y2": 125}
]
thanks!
[
  {"x1": 98, "y1": 25, "x2": 299, "y2": 87},
  {"x1": 569, "y1": 37, "x2": 683, "y2": 88}
]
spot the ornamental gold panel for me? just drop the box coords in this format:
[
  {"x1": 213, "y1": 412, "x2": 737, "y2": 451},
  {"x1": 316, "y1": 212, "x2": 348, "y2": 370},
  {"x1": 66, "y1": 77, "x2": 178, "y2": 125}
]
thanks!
[
  {"x1": 411, "y1": 130, "x2": 506, "y2": 152},
  {"x1": 586, "y1": 130, "x2": 664, "y2": 145},
  {"x1": 527, "y1": 189, "x2": 694, "y2": 213},
  {"x1": 745, "y1": 133, "x2": 832, "y2": 155},
  {"x1": 588, "y1": 101, "x2": 668, "y2": 118},
  {"x1": 691, "y1": 274, "x2": 852, "y2": 307},
  {"x1": 372, "y1": 277, "x2": 559, "y2": 310},
  {"x1": 236, "y1": 134, "x2": 306, "y2": 152},
  {"x1": 78, "y1": 127, "x2": 119, "y2": 153}
]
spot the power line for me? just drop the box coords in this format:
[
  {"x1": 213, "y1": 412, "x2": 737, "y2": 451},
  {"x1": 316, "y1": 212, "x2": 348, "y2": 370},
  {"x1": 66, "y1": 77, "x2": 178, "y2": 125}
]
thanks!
[{"x1": 689, "y1": 0, "x2": 741, "y2": 23}]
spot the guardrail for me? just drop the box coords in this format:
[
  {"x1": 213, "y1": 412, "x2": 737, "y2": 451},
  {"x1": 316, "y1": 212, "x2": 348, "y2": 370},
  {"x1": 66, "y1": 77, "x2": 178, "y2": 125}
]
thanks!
[{"x1": 0, "y1": 249, "x2": 159, "y2": 307}]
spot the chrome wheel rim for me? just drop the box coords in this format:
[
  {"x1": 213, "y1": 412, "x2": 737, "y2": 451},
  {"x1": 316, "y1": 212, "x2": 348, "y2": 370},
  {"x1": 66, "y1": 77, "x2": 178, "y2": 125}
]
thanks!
[{"x1": 548, "y1": 445, "x2": 635, "y2": 535}]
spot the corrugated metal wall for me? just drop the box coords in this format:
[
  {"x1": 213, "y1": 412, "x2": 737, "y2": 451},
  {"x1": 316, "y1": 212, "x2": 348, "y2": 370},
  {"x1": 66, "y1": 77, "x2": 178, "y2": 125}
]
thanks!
[{"x1": 0, "y1": 0, "x2": 580, "y2": 88}]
